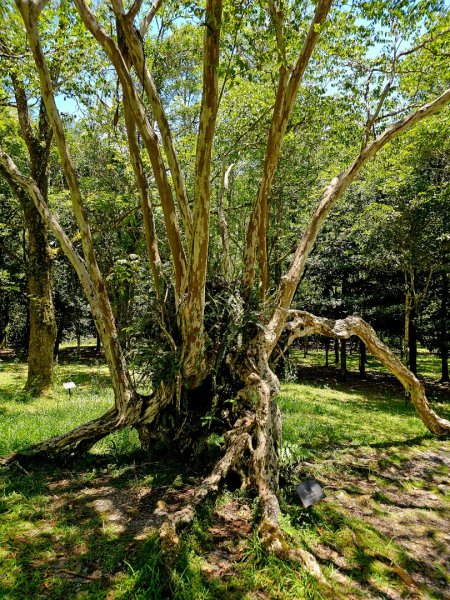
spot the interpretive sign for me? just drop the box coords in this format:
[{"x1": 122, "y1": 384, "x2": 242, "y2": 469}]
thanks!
[
  {"x1": 63, "y1": 381, "x2": 76, "y2": 395},
  {"x1": 295, "y1": 478, "x2": 326, "y2": 508}
]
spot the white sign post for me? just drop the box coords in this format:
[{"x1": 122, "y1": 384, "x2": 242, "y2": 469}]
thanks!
[{"x1": 63, "y1": 381, "x2": 76, "y2": 396}]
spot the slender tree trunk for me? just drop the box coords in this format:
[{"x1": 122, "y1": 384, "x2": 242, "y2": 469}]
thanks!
[
  {"x1": 359, "y1": 339, "x2": 366, "y2": 378},
  {"x1": 0, "y1": 307, "x2": 9, "y2": 348},
  {"x1": 440, "y1": 267, "x2": 449, "y2": 382},
  {"x1": 324, "y1": 338, "x2": 330, "y2": 367},
  {"x1": 334, "y1": 338, "x2": 339, "y2": 365},
  {"x1": 340, "y1": 339, "x2": 347, "y2": 381},
  {"x1": 409, "y1": 305, "x2": 417, "y2": 376},
  {"x1": 54, "y1": 316, "x2": 64, "y2": 358}
]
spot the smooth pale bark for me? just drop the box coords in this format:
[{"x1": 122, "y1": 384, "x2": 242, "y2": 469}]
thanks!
[
  {"x1": 112, "y1": 0, "x2": 193, "y2": 243},
  {"x1": 242, "y1": 0, "x2": 333, "y2": 299},
  {"x1": 181, "y1": 0, "x2": 222, "y2": 386},
  {"x1": 283, "y1": 310, "x2": 450, "y2": 436},
  {"x1": 217, "y1": 163, "x2": 233, "y2": 283},
  {"x1": 265, "y1": 87, "x2": 450, "y2": 352},
  {"x1": 122, "y1": 95, "x2": 163, "y2": 299},
  {"x1": 74, "y1": 0, "x2": 187, "y2": 296}
]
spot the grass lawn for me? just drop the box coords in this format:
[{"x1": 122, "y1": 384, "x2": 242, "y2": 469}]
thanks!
[{"x1": 0, "y1": 347, "x2": 449, "y2": 599}]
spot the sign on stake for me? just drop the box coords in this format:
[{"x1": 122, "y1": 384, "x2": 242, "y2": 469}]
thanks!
[{"x1": 63, "y1": 381, "x2": 76, "y2": 396}]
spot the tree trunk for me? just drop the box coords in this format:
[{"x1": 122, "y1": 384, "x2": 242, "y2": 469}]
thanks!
[
  {"x1": 7, "y1": 75, "x2": 57, "y2": 395},
  {"x1": 440, "y1": 267, "x2": 449, "y2": 382},
  {"x1": 340, "y1": 339, "x2": 347, "y2": 381},
  {"x1": 409, "y1": 305, "x2": 417, "y2": 376},
  {"x1": 359, "y1": 339, "x2": 366, "y2": 378},
  {"x1": 23, "y1": 199, "x2": 56, "y2": 393},
  {"x1": 334, "y1": 338, "x2": 339, "y2": 365},
  {"x1": 0, "y1": 165, "x2": 56, "y2": 394},
  {"x1": 324, "y1": 338, "x2": 330, "y2": 367}
]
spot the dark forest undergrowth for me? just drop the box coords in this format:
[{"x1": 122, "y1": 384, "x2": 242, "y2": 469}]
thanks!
[{"x1": 1, "y1": 347, "x2": 449, "y2": 599}]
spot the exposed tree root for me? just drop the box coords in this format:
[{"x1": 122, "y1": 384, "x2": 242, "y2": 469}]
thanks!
[
  {"x1": 155, "y1": 372, "x2": 328, "y2": 583},
  {"x1": 0, "y1": 384, "x2": 174, "y2": 466},
  {"x1": 278, "y1": 311, "x2": 450, "y2": 436},
  {"x1": 155, "y1": 414, "x2": 254, "y2": 546},
  {"x1": 0, "y1": 409, "x2": 121, "y2": 466}
]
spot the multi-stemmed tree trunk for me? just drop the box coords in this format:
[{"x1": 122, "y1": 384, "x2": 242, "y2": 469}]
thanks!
[{"x1": 1, "y1": 0, "x2": 450, "y2": 576}]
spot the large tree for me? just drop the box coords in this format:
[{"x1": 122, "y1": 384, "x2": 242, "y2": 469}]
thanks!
[{"x1": 1, "y1": 0, "x2": 450, "y2": 574}]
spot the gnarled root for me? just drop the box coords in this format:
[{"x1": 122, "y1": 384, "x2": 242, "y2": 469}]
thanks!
[
  {"x1": 0, "y1": 408, "x2": 121, "y2": 466},
  {"x1": 0, "y1": 383, "x2": 175, "y2": 466},
  {"x1": 258, "y1": 517, "x2": 328, "y2": 585},
  {"x1": 155, "y1": 413, "x2": 255, "y2": 561},
  {"x1": 281, "y1": 310, "x2": 450, "y2": 436},
  {"x1": 155, "y1": 368, "x2": 328, "y2": 583}
]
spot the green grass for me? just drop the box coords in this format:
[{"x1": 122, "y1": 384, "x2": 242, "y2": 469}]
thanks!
[
  {"x1": 0, "y1": 357, "x2": 140, "y2": 457},
  {"x1": 0, "y1": 349, "x2": 449, "y2": 599},
  {"x1": 279, "y1": 381, "x2": 432, "y2": 450}
]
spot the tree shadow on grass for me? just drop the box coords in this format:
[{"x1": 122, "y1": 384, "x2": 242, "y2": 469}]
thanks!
[
  {"x1": 2, "y1": 432, "x2": 449, "y2": 599},
  {"x1": 0, "y1": 449, "x2": 240, "y2": 599}
]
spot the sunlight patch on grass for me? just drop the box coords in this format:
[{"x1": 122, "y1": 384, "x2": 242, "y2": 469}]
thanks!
[{"x1": 278, "y1": 382, "x2": 429, "y2": 450}]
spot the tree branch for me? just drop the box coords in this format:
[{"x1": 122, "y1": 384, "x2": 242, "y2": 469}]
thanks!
[
  {"x1": 139, "y1": 0, "x2": 163, "y2": 38},
  {"x1": 283, "y1": 310, "x2": 450, "y2": 436},
  {"x1": 113, "y1": 0, "x2": 193, "y2": 242},
  {"x1": 122, "y1": 94, "x2": 163, "y2": 299},
  {"x1": 265, "y1": 86, "x2": 450, "y2": 350},
  {"x1": 242, "y1": 0, "x2": 333, "y2": 300}
]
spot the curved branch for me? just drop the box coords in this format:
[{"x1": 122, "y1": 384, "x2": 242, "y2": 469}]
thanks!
[
  {"x1": 114, "y1": 0, "x2": 193, "y2": 242},
  {"x1": 266, "y1": 86, "x2": 450, "y2": 350},
  {"x1": 283, "y1": 310, "x2": 450, "y2": 436}
]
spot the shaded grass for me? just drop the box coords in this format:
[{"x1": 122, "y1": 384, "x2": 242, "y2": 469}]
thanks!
[
  {"x1": 291, "y1": 344, "x2": 442, "y2": 380},
  {"x1": 1, "y1": 349, "x2": 449, "y2": 599}
]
